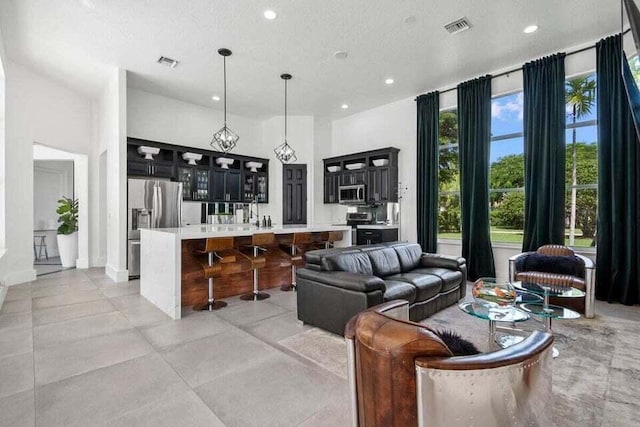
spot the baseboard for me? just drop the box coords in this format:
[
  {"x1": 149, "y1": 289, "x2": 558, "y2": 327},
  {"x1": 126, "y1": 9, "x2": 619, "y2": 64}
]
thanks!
[
  {"x1": 4, "y1": 268, "x2": 37, "y2": 286},
  {"x1": 0, "y1": 286, "x2": 6, "y2": 312},
  {"x1": 105, "y1": 264, "x2": 129, "y2": 283},
  {"x1": 76, "y1": 258, "x2": 90, "y2": 269}
]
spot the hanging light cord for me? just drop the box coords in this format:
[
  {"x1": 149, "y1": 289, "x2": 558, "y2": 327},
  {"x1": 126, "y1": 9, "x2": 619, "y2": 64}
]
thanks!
[
  {"x1": 223, "y1": 55, "x2": 227, "y2": 126},
  {"x1": 284, "y1": 78, "x2": 288, "y2": 142}
]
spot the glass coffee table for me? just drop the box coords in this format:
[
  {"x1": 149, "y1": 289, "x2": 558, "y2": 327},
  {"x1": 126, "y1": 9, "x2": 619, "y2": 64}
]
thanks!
[
  {"x1": 458, "y1": 302, "x2": 530, "y2": 351},
  {"x1": 512, "y1": 281, "x2": 584, "y2": 357}
]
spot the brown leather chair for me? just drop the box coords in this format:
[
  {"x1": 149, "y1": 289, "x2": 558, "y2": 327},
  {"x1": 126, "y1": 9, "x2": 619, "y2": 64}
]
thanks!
[
  {"x1": 345, "y1": 301, "x2": 554, "y2": 427},
  {"x1": 239, "y1": 233, "x2": 272, "y2": 301},
  {"x1": 509, "y1": 244, "x2": 596, "y2": 318},
  {"x1": 280, "y1": 232, "x2": 313, "y2": 291}
]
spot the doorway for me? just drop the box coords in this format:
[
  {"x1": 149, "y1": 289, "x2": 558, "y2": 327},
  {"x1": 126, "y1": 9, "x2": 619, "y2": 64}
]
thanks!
[{"x1": 282, "y1": 164, "x2": 307, "y2": 225}]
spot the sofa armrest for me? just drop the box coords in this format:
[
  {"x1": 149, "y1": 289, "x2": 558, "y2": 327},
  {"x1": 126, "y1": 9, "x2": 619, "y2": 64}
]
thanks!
[
  {"x1": 296, "y1": 269, "x2": 385, "y2": 293},
  {"x1": 420, "y1": 253, "x2": 466, "y2": 271}
]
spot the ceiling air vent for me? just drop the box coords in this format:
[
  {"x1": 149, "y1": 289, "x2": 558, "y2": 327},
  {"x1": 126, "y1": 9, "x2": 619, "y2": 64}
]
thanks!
[
  {"x1": 157, "y1": 56, "x2": 179, "y2": 68},
  {"x1": 444, "y1": 17, "x2": 472, "y2": 34}
]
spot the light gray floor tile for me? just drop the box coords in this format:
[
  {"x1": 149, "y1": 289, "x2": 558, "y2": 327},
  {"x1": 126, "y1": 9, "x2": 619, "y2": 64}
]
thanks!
[
  {"x1": 30, "y1": 274, "x2": 89, "y2": 289},
  {"x1": 0, "y1": 353, "x2": 34, "y2": 399},
  {"x1": 195, "y1": 353, "x2": 346, "y2": 427},
  {"x1": 297, "y1": 399, "x2": 353, "y2": 427},
  {"x1": 0, "y1": 327, "x2": 32, "y2": 359},
  {"x1": 0, "y1": 390, "x2": 35, "y2": 427},
  {"x1": 602, "y1": 400, "x2": 640, "y2": 427},
  {"x1": 109, "y1": 294, "x2": 170, "y2": 327},
  {"x1": 100, "y1": 281, "x2": 140, "y2": 298},
  {"x1": 140, "y1": 311, "x2": 232, "y2": 349},
  {"x1": 606, "y1": 367, "x2": 640, "y2": 406},
  {"x1": 34, "y1": 311, "x2": 132, "y2": 349},
  {"x1": 216, "y1": 299, "x2": 288, "y2": 326},
  {"x1": 4, "y1": 286, "x2": 31, "y2": 302},
  {"x1": 32, "y1": 298, "x2": 116, "y2": 326},
  {"x1": 103, "y1": 388, "x2": 225, "y2": 427},
  {"x1": 35, "y1": 329, "x2": 153, "y2": 386},
  {"x1": 162, "y1": 327, "x2": 279, "y2": 388},
  {"x1": 244, "y1": 311, "x2": 310, "y2": 344},
  {"x1": 32, "y1": 288, "x2": 104, "y2": 310},
  {"x1": 31, "y1": 281, "x2": 96, "y2": 298},
  {"x1": 0, "y1": 312, "x2": 32, "y2": 332},
  {"x1": 0, "y1": 299, "x2": 32, "y2": 314},
  {"x1": 35, "y1": 353, "x2": 189, "y2": 427},
  {"x1": 264, "y1": 289, "x2": 298, "y2": 311}
]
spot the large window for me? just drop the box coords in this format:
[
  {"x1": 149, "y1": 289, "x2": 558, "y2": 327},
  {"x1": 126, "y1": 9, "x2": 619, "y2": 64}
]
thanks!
[{"x1": 437, "y1": 110, "x2": 460, "y2": 238}]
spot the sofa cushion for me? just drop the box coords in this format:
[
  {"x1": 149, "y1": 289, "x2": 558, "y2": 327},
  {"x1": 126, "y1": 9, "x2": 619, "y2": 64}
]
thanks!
[
  {"x1": 321, "y1": 252, "x2": 374, "y2": 276},
  {"x1": 385, "y1": 273, "x2": 442, "y2": 301},
  {"x1": 515, "y1": 253, "x2": 585, "y2": 278},
  {"x1": 382, "y1": 280, "x2": 417, "y2": 304},
  {"x1": 392, "y1": 243, "x2": 423, "y2": 272},
  {"x1": 367, "y1": 248, "x2": 402, "y2": 277},
  {"x1": 412, "y1": 268, "x2": 463, "y2": 292}
]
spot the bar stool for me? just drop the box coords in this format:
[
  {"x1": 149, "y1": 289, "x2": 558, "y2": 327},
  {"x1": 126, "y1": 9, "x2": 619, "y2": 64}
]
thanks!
[
  {"x1": 33, "y1": 234, "x2": 49, "y2": 261},
  {"x1": 280, "y1": 232, "x2": 313, "y2": 291},
  {"x1": 325, "y1": 231, "x2": 344, "y2": 249},
  {"x1": 193, "y1": 237, "x2": 238, "y2": 311},
  {"x1": 240, "y1": 233, "x2": 272, "y2": 301}
]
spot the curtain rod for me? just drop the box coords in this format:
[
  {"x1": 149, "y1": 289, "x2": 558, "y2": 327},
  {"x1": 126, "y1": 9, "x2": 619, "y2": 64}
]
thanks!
[{"x1": 414, "y1": 30, "x2": 630, "y2": 100}]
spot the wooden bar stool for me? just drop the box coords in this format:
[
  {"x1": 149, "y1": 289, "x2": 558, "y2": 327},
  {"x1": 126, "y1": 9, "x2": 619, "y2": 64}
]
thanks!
[
  {"x1": 193, "y1": 237, "x2": 238, "y2": 311},
  {"x1": 240, "y1": 233, "x2": 272, "y2": 301},
  {"x1": 280, "y1": 232, "x2": 313, "y2": 291},
  {"x1": 325, "y1": 231, "x2": 344, "y2": 249}
]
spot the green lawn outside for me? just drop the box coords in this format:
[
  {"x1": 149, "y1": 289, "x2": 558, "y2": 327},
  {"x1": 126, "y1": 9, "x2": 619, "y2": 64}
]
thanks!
[{"x1": 439, "y1": 227, "x2": 596, "y2": 248}]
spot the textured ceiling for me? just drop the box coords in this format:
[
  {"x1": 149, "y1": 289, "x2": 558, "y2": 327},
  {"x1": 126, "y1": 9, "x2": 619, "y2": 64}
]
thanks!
[{"x1": 0, "y1": 0, "x2": 621, "y2": 118}]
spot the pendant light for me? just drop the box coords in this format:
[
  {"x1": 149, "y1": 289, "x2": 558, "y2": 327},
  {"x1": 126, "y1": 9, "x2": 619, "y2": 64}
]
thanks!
[
  {"x1": 211, "y1": 48, "x2": 239, "y2": 153},
  {"x1": 274, "y1": 73, "x2": 298, "y2": 163}
]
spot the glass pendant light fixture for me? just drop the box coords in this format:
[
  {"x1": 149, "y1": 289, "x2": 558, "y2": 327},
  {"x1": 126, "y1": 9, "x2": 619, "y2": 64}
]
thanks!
[
  {"x1": 274, "y1": 73, "x2": 298, "y2": 163},
  {"x1": 211, "y1": 48, "x2": 239, "y2": 153}
]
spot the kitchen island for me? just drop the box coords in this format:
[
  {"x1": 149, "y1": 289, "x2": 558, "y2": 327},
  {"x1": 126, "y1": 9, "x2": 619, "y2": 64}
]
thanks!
[{"x1": 140, "y1": 224, "x2": 352, "y2": 319}]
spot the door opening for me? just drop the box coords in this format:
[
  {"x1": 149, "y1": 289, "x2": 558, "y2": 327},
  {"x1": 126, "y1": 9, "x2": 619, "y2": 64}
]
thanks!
[{"x1": 282, "y1": 164, "x2": 307, "y2": 225}]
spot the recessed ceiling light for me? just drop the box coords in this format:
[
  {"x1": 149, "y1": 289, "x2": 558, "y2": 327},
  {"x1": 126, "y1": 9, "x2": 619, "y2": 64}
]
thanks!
[
  {"x1": 341, "y1": 104, "x2": 349, "y2": 109},
  {"x1": 264, "y1": 10, "x2": 277, "y2": 20},
  {"x1": 211, "y1": 95, "x2": 220, "y2": 101},
  {"x1": 334, "y1": 51, "x2": 348, "y2": 60},
  {"x1": 523, "y1": 25, "x2": 538, "y2": 34},
  {"x1": 385, "y1": 78, "x2": 394, "y2": 85}
]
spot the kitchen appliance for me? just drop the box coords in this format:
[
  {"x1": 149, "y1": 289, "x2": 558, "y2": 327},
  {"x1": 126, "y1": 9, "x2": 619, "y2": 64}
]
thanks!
[
  {"x1": 127, "y1": 178, "x2": 183, "y2": 278},
  {"x1": 346, "y1": 212, "x2": 373, "y2": 243},
  {"x1": 339, "y1": 184, "x2": 367, "y2": 205}
]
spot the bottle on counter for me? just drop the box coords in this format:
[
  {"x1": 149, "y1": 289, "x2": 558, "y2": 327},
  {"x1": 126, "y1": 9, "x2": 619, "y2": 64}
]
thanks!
[
  {"x1": 262, "y1": 216, "x2": 267, "y2": 228},
  {"x1": 267, "y1": 215, "x2": 272, "y2": 227}
]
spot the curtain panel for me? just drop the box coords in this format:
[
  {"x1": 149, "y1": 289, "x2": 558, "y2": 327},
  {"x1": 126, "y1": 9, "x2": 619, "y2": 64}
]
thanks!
[
  {"x1": 595, "y1": 35, "x2": 640, "y2": 305},
  {"x1": 417, "y1": 92, "x2": 440, "y2": 253},
  {"x1": 522, "y1": 53, "x2": 567, "y2": 252},
  {"x1": 457, "y1": 75, "x2": 496, "y2": 280}
]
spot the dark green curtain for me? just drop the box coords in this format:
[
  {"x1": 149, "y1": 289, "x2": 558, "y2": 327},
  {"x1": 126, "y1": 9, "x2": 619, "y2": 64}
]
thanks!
[
  {"x1": 596, "y1": 35, "x2": 640, "y2": 305},
  {"x1": 417, "y1": 92, "x2": 440, "y2": 253},
  {"x1": 522, "y1": 53, "x2": 567, "y2": 252},
  {"x1": 458, "y1": 76, "x2": 495, "y2": 280}
]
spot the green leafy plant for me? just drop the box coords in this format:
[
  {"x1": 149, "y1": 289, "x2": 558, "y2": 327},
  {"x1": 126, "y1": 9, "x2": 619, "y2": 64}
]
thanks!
[{"x1": 56, "y1": 197, "x2": 78, "y2": 235}]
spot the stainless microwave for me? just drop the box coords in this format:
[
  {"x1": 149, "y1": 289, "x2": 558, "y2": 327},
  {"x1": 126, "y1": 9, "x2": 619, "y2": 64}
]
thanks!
[{"x1": 339, "y1": 184, "x2": 367, "y2": 205}]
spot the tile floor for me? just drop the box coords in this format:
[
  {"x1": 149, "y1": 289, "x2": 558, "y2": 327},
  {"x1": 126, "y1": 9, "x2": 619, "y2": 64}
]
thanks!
[{"x1": 0, "y1": 268, "x2": 350, "y2": 427}]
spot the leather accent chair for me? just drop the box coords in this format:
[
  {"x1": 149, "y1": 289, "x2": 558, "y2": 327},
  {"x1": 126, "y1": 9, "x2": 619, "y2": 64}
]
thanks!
[
  {"x1": 509, "y1": 244, "x2": 595, "y2": 318},
  {"x1": 296, "y1": 243, "x2": 466, "y2": 335},
  {"x1": 345, "y1": 301, "x2": 554, "y2": 427}
]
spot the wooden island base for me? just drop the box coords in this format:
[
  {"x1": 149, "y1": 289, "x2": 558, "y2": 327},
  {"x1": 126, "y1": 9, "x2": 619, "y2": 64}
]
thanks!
[{"x1": 181, "y1": 234, "x2": 310, "y2": 307}]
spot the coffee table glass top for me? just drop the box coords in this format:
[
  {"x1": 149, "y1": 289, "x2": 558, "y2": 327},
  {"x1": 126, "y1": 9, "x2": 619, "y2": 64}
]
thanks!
[
  {"x1": 459, "y1": 302, "x2": 530, "y2": 323},
  {"x1": 512, "y1": 281, "x2": 586, "y2": 298},
  {"x1": 519, "y1": 303, "x2": 581, "y2": 319}
]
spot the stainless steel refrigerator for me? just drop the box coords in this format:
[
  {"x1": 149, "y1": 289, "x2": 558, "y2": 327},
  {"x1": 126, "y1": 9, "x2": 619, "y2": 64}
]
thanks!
[{"x1": 127, "y1": 178, "x2": 182, "y2": 278}]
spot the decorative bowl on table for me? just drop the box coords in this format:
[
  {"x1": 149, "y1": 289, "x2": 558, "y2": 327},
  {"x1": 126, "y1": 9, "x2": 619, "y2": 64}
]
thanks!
[
  {"x1": 245, "y1": 161, "x2": 263, "y2": 173},
  {"x1": 471, "y1": 278, "x2": 516, "y2": 307},
  {"x1": 215, "y1": 157, "x2": 234, "y2": 169},
  {"x1": 182, "y1": 152, "x2": 202, "y2": 165}
]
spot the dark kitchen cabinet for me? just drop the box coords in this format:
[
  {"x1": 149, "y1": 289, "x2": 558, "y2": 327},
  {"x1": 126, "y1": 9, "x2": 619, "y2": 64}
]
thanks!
[
  {"x1": 324, "y1": 173, "x2": 340, "y2": 204},
  {"x1": 177, "y1": 167, "x2": 210, "y2": 201},
  {"x1": 243, "y1": 172, "x2": 268, "y2": 203},
  {"x1": 368, "y1": 167, "x2": 394, "y2": 203},
  {"x1": 356, "y1": 228, "x2": 399, "y2": 245},
  {"x1": 341, "y1": 170, "x2": 367, "y2": 186},
  {"x1": 212, "y1": 168, "x2": 242, "y2": 202},
  {"x1": 127, "y1": 159, "x2": 174, "y2": 178}
]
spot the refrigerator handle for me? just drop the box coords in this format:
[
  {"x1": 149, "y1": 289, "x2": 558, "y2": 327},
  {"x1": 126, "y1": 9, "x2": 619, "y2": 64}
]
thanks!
[{"x1": 157, "y1": 184, "x2": 163, "y2": 227}]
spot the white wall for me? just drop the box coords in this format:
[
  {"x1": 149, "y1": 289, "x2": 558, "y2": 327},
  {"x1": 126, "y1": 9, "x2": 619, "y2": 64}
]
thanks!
[{"x1": 3, "y1": 61, "x2": 93, "y2": 285}]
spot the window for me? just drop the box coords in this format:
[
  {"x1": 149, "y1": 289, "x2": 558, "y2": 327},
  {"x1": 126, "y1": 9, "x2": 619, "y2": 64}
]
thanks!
[
  {"x1": 489, "y1": 92, "x2": 525, "y2": 244},
  {"x1": 565, "y1": 73, "x2": 597, "y2": 248},
  {"x1": 437, "y1": 109, "x2": 460, "y2": 238}
]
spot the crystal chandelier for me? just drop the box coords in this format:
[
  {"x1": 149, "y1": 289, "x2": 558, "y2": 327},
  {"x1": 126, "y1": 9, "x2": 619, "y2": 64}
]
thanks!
[
  {"x1": 211, "y1": 48, "x2": 239, "y2": 153},
  {"x1": 274, "y1": 73, "x2": 298, "y2": 163}
]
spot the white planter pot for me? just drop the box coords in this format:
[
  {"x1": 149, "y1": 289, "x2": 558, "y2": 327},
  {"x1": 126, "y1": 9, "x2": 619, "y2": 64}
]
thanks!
[{"x1": 57, "y1": 232, "x2": 78, "y2": 268}]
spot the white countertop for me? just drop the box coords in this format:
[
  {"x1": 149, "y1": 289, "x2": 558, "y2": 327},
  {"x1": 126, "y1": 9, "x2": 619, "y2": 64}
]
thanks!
[
  {"x1": 141, "y1": 223, "x2": 352, "y2": 240},
  {"x1": 356, "y1": 224, "x2": 399, "y2": 230}
]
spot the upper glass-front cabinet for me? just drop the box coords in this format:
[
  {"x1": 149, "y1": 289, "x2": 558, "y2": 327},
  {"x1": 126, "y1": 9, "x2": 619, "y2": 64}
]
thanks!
[{"x1": 177, "y1": 167, "x2": 209, "y2": 201}]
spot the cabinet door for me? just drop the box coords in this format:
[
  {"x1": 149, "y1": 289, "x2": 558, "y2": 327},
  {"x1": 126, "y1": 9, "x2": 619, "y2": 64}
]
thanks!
[
  {"x1": 378, "y1": 168, "x2": 391, "y2": 201},
  {"x1": 353, "y1": 170, "x2": 367, "y2": 185},
  {"x1": 324, "y1": 175, "x2": 333, "y2": 203},
  {"x1": 340, "y1": 172, "x2": 352, "y2": 186},
  {"x1": 256, "y1": 173, "x2": 268, "y2": 203},
  {"x1": 226, "y1": 170, "x2": 242, "y2": 202},
  {"x1": 368, "y1": 170, "x2": 380, "y2": 202},
  {"x1": 357, "y1": 229, "x2": 381, "y2": 245},
  {"x1": 211, "y1": 169, "x2": 227, "y2": 201},
  {"x1": 177, "y1": 167, "x2": 194, "y2": 200},
  {"x1": 151, "y1": 162, "x2": 175, "y2": 179},
  {"x1": 194, "y1": 169, "x2": 210, "y2": 201},
  {"x1": 128, "y1": 160, "x2": 150, "y2": 176}
]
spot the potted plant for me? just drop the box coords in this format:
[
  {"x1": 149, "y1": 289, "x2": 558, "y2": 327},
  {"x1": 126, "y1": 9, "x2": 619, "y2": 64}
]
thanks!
[{"x1": 56, "y1": 197, "x2": 79, "y2": 268}]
